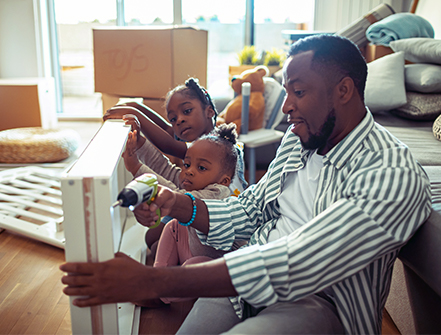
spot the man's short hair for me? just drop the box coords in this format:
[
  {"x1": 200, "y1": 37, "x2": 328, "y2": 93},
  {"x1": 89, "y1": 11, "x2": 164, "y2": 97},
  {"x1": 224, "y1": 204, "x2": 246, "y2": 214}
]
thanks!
[{"x1": 288, "y1": 34, "x2": 367, "y2": 101}]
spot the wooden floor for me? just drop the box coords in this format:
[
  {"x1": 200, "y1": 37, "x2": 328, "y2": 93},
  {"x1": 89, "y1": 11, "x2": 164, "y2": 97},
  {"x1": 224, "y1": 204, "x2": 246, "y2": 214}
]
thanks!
[
  {"x1": 0, "y1": 230, "x2": 71, "y2": 334},
  {"x1": 0, "y1": 228, "x2": 401, "y2": 335}
]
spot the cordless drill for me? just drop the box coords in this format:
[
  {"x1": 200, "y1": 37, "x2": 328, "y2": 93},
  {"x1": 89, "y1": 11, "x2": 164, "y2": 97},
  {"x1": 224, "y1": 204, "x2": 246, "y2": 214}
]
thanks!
[{"x1": 112, "y1": 173, "x2": 161, "y2": 228}]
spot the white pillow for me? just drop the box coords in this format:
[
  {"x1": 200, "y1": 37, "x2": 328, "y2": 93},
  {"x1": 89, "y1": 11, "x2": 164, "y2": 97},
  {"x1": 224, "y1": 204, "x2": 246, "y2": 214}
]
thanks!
[
  {"x1": 365, "y1": 52, "x2": 407, "y2": 113},
  {"x1": 405, "y1": 64, "x2": 441, "y2": 93},
  {"x1": 390, "y1": 38, "x2": 441, "y2": 64}
]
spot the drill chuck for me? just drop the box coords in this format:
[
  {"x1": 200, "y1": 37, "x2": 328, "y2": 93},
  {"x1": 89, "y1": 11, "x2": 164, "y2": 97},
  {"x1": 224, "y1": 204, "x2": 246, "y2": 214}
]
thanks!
[
  {"x1": 112, "y1": 173, "x2": 162, "y2": 229},
  {"x1": 115, "y1": 185, "x2": 154, "y2": 208}
]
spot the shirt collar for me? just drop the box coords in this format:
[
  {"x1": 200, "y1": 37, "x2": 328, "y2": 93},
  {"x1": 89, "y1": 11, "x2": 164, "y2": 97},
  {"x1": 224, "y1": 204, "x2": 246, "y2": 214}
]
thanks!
[
  {"x1": 287, "y1": 108, "x2": 374, "y2": 170},
  {"x1": 324, "y1": 108, "x2": 373, "y2": 169}
]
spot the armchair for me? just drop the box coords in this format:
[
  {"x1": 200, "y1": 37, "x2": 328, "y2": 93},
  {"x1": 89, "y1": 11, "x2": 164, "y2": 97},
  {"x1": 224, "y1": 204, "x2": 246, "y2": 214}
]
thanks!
[{"x1": 239, "y1": 77, "x2": 286, "y2": 184}]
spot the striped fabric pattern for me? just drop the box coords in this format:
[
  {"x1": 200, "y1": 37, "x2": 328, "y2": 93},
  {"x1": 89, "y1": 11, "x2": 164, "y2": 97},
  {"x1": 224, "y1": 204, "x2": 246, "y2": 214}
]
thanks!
[{"x1": 201, "y1": 111, "x2": 432, "y2": 334}]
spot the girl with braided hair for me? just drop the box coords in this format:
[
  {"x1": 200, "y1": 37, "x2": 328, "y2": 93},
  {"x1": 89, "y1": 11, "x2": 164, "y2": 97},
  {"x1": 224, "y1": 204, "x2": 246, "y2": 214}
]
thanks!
[{"x1": 104, "y1": 78, "x2": 247, "y2": 195}]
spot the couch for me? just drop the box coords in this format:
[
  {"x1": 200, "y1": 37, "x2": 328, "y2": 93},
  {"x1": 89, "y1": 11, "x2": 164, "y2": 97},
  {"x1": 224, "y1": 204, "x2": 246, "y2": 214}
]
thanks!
[{"x1": 374, "y1": 111, "x2": 441, "y2": 334}]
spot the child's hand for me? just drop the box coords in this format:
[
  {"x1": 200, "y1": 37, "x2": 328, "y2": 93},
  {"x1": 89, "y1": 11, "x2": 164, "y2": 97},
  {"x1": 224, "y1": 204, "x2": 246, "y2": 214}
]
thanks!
[
  {"x1": 123, "y1": 114, "x2": 145, "y2": 150},
  {"x1": 103, "y1": 106, "x2": 139, "y2": 121},
  {"x1": 122, "y1": 131, "x2": 142, "y2": 176},
  {"x1": 123, "y1": 114, "x2": 141, "y2": 133}
]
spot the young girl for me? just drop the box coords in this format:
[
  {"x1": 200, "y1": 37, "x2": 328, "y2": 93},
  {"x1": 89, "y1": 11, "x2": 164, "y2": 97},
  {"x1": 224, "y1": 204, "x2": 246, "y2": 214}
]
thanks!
[{"x1": 104, "y1": 78, "x2": 247, "y2": 195}]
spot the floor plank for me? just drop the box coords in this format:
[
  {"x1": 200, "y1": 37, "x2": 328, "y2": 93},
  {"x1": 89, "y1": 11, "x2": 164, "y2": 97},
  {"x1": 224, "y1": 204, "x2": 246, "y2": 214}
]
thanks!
[{"x1": 0, "y1": 230, "x2": 69, "y2": 335}]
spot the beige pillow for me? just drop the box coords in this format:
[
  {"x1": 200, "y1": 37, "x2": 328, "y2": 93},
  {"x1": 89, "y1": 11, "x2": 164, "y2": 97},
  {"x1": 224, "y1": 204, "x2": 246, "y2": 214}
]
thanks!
[
  {"x1": 365, "y1": 52, "x2": 406, "y2": 113},
  {"x1": 405, "y1": 64, "x2": 441, "y2": 93},
  {"x1": 391, "y1": 91, "x2": 441, "y2": 121},
  {"x1": 390, "y1": 38, "x2": 441, "y2": 64}
]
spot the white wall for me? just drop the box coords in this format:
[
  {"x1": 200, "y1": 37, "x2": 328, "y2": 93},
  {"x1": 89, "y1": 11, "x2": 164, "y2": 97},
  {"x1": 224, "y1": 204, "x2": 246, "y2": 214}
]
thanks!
[
  {"x1": 0, "y1": 0, "x2": 53, "y2": 78},
  {"x1": 415, "y1": 0, "x2": 441, "y2": 38},
  {"x1": 314, "y1": 0, "x2": 412, "y2": 32},
  {"x1": 0, "y1": 0, "x2": 39, "y2": 77}
]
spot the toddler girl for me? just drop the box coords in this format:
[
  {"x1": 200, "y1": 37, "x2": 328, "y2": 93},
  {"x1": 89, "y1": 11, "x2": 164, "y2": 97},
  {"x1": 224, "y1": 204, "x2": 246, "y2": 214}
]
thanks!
[
  {"x1": 122, "y1": 118, "x2": 243, "y2": 255},
  {"x1": 124, "y1": 123, "x2": 243, "y2": 307}
]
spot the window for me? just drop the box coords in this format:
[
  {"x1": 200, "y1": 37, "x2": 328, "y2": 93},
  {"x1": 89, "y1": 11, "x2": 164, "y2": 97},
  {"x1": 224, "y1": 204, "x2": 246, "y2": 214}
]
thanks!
[
  {"x1": 52, "y1": 0, "x2": 314, "y2": 118},
  {"x1": 181, "y1": 0, "x2": 246, "y2": 89},
  {"x1": 54, "y1": 0, "x2": 118, "y2": 117},
  {"x1": 124, "y1": 0, "x2": 173, "y2": 25}
]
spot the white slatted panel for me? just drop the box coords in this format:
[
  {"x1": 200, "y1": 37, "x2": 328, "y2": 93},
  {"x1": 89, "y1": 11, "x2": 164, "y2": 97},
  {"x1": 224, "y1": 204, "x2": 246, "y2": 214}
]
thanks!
[{"x1": 0, "y1": 166, "x2": 65, "y2": 248}]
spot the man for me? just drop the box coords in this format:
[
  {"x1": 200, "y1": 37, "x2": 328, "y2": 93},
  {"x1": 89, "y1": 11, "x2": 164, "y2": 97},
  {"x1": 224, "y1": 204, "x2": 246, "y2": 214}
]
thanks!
[{"x1": 61, "y1": 35, "x2": 432, "y2": 334}]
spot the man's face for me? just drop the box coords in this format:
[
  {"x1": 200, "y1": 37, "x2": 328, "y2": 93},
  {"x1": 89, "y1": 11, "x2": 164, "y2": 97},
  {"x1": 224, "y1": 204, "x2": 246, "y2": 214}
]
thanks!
[{"x1": 282, "y1": 51, "x2": 337, "y2": 152}]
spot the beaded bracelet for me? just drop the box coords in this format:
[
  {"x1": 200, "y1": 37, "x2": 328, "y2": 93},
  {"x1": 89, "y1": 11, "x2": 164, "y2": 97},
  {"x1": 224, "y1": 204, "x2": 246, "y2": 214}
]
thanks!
[{"x1": 178, "y1": 193, "x2": 197, "y2": 226}]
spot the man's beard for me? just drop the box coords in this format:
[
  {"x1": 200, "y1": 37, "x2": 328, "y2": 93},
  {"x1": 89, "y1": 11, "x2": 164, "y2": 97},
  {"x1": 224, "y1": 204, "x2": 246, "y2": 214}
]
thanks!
[{"x1": 301, "y1": 108, "x2": 336, "y2": 151}]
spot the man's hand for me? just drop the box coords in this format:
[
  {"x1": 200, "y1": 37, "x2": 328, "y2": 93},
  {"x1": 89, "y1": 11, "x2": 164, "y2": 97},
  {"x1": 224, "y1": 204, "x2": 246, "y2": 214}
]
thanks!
[{"x1": 60, "y1": 253, "x2": 157, "y2": 307}]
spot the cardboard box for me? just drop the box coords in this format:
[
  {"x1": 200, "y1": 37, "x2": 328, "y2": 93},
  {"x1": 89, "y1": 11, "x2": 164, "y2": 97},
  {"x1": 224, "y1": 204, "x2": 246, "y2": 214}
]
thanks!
[
  {"x1": 0, "y1": 77, "x2": 57, "y2": 131},
  {"x1": 365, "y1": 43, "x2": 394, "y2": 63},
  {"x1": 93, "y1": 26, "x2": 208, "y2": 99},
  {"x1": 101, "y1": 93, "x2": 167, "y2": 120}
]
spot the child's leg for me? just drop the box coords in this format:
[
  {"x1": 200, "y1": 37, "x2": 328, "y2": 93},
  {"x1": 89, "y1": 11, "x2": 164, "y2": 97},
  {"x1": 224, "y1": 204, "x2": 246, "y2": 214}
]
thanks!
[
  {"x1": 160, "y1": 255, "x2": 214, "y2": 304},
  {"x1": 154, "y1": 220, "x2": 214, "y2": 304},
  {"x1": 145, "y1": 222, "x2": 164, "y2": 248},
  {"x1": 182, "y1": 256, "x2": 214, "y2": 266},
  {"x1": 145, "y1": 215, "x2": 174, "y2": 261},
  {"x1": 153, "y1": 219, "x2": 192, "y2": 268},
  {"x1": 145, "y1": 222, "x2": 165, "y2": 260}
]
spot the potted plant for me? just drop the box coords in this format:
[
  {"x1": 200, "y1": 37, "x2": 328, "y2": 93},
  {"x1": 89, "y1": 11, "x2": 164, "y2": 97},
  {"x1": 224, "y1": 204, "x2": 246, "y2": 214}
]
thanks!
[
  {"x1": 263, "y1": 48, "x2": 285, "y2": 76},
  {"x1": 237, "y1": 45, "x2": 261, "y2": 65},
  {"x1": 229, "y1": 45, "x2": 263, "y2": 82},
  {"x1": 229, "y1": 46, "x2": 285, "y2": 83}
]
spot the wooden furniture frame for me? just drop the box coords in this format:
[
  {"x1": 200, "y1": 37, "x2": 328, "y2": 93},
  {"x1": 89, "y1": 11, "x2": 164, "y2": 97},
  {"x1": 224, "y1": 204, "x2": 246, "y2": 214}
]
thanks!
[{"x1": 61, "y1": 120, "x2": 147, "y2": 334}]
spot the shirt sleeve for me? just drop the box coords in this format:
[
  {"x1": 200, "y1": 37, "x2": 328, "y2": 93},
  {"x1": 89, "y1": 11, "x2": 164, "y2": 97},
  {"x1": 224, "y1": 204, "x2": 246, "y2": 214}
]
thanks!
[
  {"x1": 134, "y1": 138, "x2": 181, "y2": 185},
  {"x1": 224, "y1": 150, "x2": 432, "y2": 308},
  {"x1": 198, "y1": 132, "x2": 292, "y2": 251}
]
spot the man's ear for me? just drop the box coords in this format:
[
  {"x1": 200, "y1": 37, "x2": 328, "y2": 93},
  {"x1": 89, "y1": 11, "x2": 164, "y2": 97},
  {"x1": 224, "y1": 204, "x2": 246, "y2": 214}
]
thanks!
[
  {"x1": 336, "y1": 77, "x2": 355, "y2": 105},
  {"x1": 218, "y1": 174, "x2": 231, "y2": 187}
]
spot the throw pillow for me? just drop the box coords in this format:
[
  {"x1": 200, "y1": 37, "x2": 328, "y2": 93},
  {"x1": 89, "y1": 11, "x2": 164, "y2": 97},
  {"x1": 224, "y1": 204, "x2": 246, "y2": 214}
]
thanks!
[
  {"x1": 390, "y1": 38, "x2": 441, "y2": 64},
  {"x1": 405, "y1": 64, "x2": 441, "y2": 93},
  {"x1": 365, "y1": 51, "x2": 406, "y2": 113},
  {"x1": 390, "y1": 91, "x2": 441, "y2": 121}
]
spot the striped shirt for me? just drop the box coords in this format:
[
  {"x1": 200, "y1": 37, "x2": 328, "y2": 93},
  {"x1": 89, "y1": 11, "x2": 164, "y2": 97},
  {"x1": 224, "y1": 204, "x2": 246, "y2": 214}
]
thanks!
[{"x1": 199, "y1": 110, "x2": 432, "y2": 334}]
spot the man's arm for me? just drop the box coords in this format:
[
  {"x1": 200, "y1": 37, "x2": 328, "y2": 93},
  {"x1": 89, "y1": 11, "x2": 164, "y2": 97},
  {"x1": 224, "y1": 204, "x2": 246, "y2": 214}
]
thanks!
[{"x1": 60, "y1": 253, "x2": 237, "y2": 307}]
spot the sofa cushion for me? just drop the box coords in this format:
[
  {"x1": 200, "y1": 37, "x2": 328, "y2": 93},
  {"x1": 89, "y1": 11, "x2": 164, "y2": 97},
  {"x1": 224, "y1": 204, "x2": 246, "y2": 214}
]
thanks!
[
  {"x1": 405, "y1": 64, "x2": 441, "y2": 93},
  {"x1": 390, "y1": 91, "x2": 441, "y2": 121},
  {"x1": 365, "y1": 52, "x2": 406, "y2": 113},
  {"x1": 373, "y1": 111, "x2": 441, "y2": 166},
  {"x1": 390, "y1": 38, "x2": 441, "y2": 64}
]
